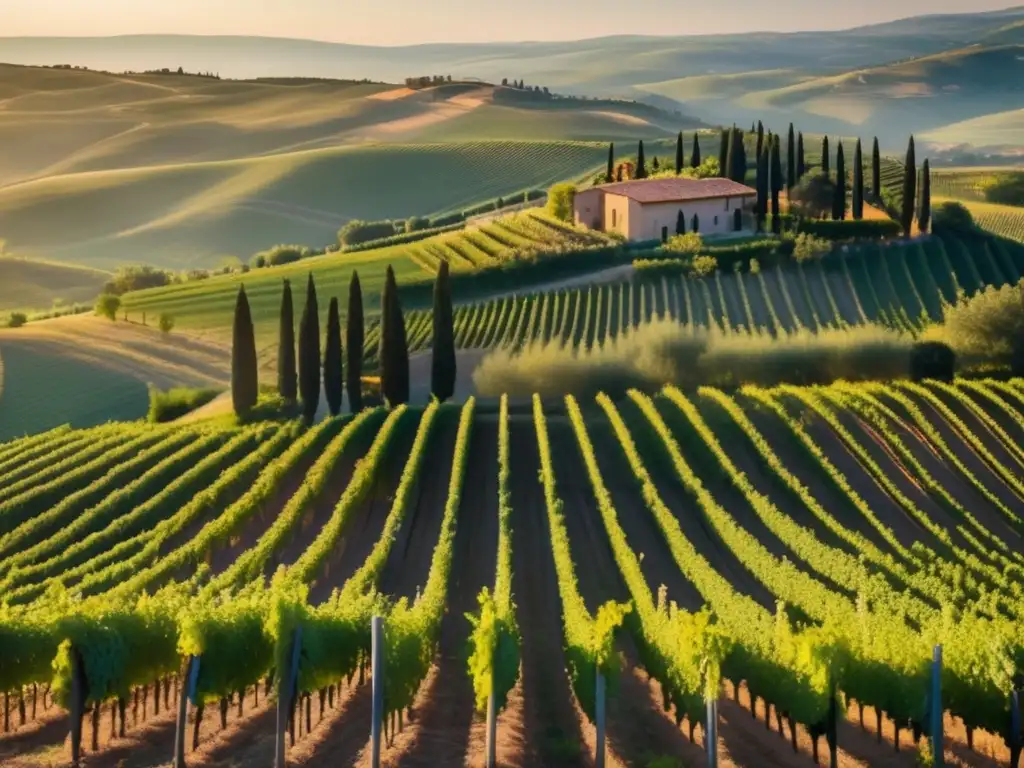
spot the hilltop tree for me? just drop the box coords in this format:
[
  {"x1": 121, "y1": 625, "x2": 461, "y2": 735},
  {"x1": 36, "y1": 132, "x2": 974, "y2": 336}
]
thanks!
[
  {"x1": 675, "y1": 132, "x2": 684, "y2": 175},
  {"x1": 718, "y1": 129, "x2": 729, "y2": 178},
  {"x1": 770, "y1": 136, "x2": 783, "y2": 234},
  {"x1": 756, "y1": 121, "x2": 765, "y2": 161},
  {"x1": 901, "y1": 135, "x2": 917, "y2": 237},
  {"x1": 919, "y1": 159, "x2": 932, "y2": 234},
  {"x1": 298, "y1": 273, "x2": 321, "y2": 422},
  {"x1": 379, "y1": 265, "x2": 410, "y2": 406},
  {"x1": 691, "y1": 132, "x2": 701, "y2": 168},
  {"x1": 787, "y1": 123, "x2": 796, "y2": 189},
  {"x1": 277, "y1": 279, "x2": 297, "y2": 402},
  {"x1": 852, "y1": 139, "x2": 865, "y2": 220},
  {"x1": 231, "y1": 285, "x2": 258, "y2": 418},
  {"x1": 797, "y1": 132, "x2": 806, "y2": 180},
  {"x1": 832, "y1": 141, "x2": 847, "y2": 220},
  {"x1": 431, "y1": 260, "x2": 456, "y2": 401},
  {"x1": 676, "y1": 209, "x2": 687, "y2": 235},
  {"x1": 635, "y1": 140, "x2": 648, "y2": 179},
  {"x1": 323, "y1": 297, "x2": 343, "y2": 416},
  {"x1": 872, "y1": 137, "x2": 881, "y2": 198},
  {"x1": 821, "y1": 136, "x2": 830, "y2": 177},
  {"x1": 346, "y1": 271, "x2": 365, "y2": 412},
  {"x1": 606, "y1": 142, "x2": 614, "y2": 182},
  {"x1": 755, "y1": 145, "x2": 769, "y2": 232}
]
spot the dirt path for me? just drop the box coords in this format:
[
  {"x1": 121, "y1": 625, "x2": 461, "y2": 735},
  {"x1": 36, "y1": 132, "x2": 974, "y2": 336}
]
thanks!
[{"x1": 386, "y1": 418, "x2": 501, "y2": 767}]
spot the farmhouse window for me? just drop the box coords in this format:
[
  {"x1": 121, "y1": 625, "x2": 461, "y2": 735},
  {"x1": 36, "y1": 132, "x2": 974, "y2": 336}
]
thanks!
[
  {"x1": 612, "y1": 209, "x2": 617, "y2": 227},
  {"x1": 725, "y1": 198, "x2": 730, "y2": 210},
  {"x1": 714, "y1": 216, "x2": 719, "y2": 226}
]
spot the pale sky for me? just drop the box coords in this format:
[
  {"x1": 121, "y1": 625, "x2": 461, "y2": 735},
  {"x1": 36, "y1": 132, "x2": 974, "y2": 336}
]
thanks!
[{"x1": 2, "y1": 0, "x2": 1016, "y2": 44}]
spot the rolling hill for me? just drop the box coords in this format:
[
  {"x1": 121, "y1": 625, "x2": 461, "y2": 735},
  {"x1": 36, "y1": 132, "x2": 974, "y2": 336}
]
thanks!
[
  {"x1": 0, "y1": 66, "x2": 696, "y2": 270},
  {"x1": 0, "y1": 255, "x2": 109, "y2": 311}
]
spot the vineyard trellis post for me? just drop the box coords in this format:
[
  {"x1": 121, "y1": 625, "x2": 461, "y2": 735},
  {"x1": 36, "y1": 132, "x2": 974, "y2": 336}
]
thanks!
[
  {"x1": 1010, "y1": 689, "x2": 1021, "y2": 768},
  {"x1": 931, "y1": 644, "x2": 944, "y2": 768},
  {"x1": 595, "y1": 669, "x2": 606, "y2": 768},
  {"x1": 275, "y1": 627, "x2": 302, "y2": 768},
  {"x1": 371, "y1": 615, "x2": 384, "y2": 768},
  {"x1": 705, "y1": 697, "x2": 718, "y2": 767},
  {"x1": 69, "y1": 647, "x2": 86, "y2": 768},
  {"x1": 485, "y1": 671, "x2": 497, "y2": 768},
  {"x1": 173, "y1": 655, "x2": 200, "y2": 768}
]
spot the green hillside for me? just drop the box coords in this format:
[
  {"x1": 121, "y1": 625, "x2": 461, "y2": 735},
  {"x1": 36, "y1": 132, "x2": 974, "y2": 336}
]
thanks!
[
  {"x1": 0, "y1": 255, "x2": 109, "y2": 312},
  {"x1": 922, "y1": 108, "x2": 1024, "y2": 152}
]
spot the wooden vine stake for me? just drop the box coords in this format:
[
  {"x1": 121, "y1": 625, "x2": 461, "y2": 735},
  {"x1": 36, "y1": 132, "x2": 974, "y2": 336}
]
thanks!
[
  {"x1": 69, "y1": 648, "x2": 86, "y2": 768},
  {"x1": 275, "y1": 627, "x2": 303, "y2": 768},
  {"x1": 370, "y1": 616, "x2": 384, "y2": 768},
  {"x1": 930, "y1": 645, "x2": 944, "y2": 768},
  {"x1": 594, "y1": 670, "x2": 607, "y2": 768},
  {"x1": 705, "y1": 696, "x2": 718, "y2": 768},
  {"x1": 485, "y1": 671, "x2": 497, "y2": 768},
  {"x1": 173, "y1": 655, "x2": 201, "y2": 768}
]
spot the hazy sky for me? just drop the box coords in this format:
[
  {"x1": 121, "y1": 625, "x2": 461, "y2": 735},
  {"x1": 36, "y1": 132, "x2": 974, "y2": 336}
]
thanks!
[{"x1": 3, "y1": 0, "x2": 1015, "y2": 44}]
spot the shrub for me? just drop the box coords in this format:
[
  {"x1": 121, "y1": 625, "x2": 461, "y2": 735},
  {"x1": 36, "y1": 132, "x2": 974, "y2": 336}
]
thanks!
[
  {"x1": 910, "y1": 341, "x2": 956, "y2": 382},
  {"x1": 663, "y1": 232, "x2": 704, "y2": 255},
  {"x1": 932, "y1": 201, "x2": 976, "y2": 235},
  {"x1": 7, "y1": 312, "x2": 27, "y2": 328},
  {"x1": 547, "y1": 182, "x2": 577, "y2": 222},
  {"x1": 795, "y1": 218, "x2": 901, "y2": 240},
  {"x1": 405, "y1": 216, "x2": 431, "y2": 233},
  {"x1": 473, "y1": 320, "x2": 914, "y2": 397},
  {"x1": 103, "y1": 265, "x2": 175, "y2": 295},
  {"x1": 147, "y1": 386, "x2": 222, "y2": 423},
  {"x1": 789, "y1": 174, "x2": 835, "y2": 219},
  {"x1": 429, "y1": 211, "x2": 465, "y2": 228},
  {"x1": 933, "y1": 280, "x2": 1024, "y2": 373},
  {"x1": 250, "y1": 244, "x2": 311, "y2": 268},
  {"x1": 984, "y1": 172, "x2": 1024, "y2": 206},
  {"x1": 158, "y1": 313, "x2": 175, "y2": 333},
  {"x1": 95, "y1": 293, "x2": 121, "y2": 321},
  {"x1": 793, "y1": 233, "x2": 831, "y2": 263},
  {"x1": 338, "y1": 219, "x2": 399, "y2": 247},
  {"x1": 689, "y1": 255, "x2": 718, "y2": 278}
]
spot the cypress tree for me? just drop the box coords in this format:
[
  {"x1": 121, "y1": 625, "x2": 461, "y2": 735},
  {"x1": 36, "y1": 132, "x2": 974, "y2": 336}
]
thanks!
[
  {"x1": 691, "y1": 213, "x2": 700, "y2": 233},
  {"x1": 852, "y1": 138, "x2": 864, "y2": 220},
  {"x1": 755, "y1": 146, "x2": 769, "y2": 232},
  {"x1": 833, "y1": 141, "x2": 847, "y2": 220},
  {"x1": 277, "y1": 279, "x2": 297, "y2": 402},
  {"x1": 786, "y1": 123, "x2": 796, "y2": 189},
  {"x1": 652, "y1": 156, "x2": 660, "y2": 172},
  {"x1": 770, "y1": 137, "x2": 783, "y2": 234},
  {"x1": 901, "y1": 135, "x2": 917, "y2": 237},
  {"x1": 616, "y1": 165, "x2": 623, "y2": 182},
  {"x1": 606, "y1": 142, "x2": 614, "y2": 182},
  {"x1": 872, "y1": 137, "x2": 881, "y2": 198},
  {"x1": 675, "y1": 132, "x2": 684, "y2": 175},
  {"x1": 431, "y1": 260, "x2": 456, "y2": 402},
  {"x1": 718, "y1": 129, "x2": 729, "y2": 177},
  {"x1": 727, "y1": 127, "x2": 746, "y2": 183},
  {"x1": 635, "y1": 140, "x2": 648, "y2": 179},
  {"x1": 379, "y1": 265, "x2": 409, "y2": 407},
  {"x1": 298, "y1": 273, "x2": 321, "y2": 422},
  {"x1": 231, "y1": 285, "x2": 258, "y2": 418},
  {"x1": 691, "y1": 132, "x2": 701, "y2": 168},
  {"x1": 676, "y1": 209, "x2": 686, "y2": 235},
  {"x1": 345, "y1": 271, "x2": 364, "y2": 413},
  {"x1": 797, "y1": 132, "x2": 806, "y2": 180},
  {"x1": 821, "y1": 136, "x2": 830, "y2": 176},
  {"x1": 756, "y1": 121, "x2": 765, "y2": 161},
  {"x1": 323, "y1": 297, "x2": 343, "y2": 417},
  {"x1": 919, "y1": 159, "x2": 931, "y2": 234}
]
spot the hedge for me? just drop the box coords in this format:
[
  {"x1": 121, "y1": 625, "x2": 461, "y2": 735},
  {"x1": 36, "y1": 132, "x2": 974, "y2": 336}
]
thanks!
[
  {"x1": 341, "y1": 221, "x2": 467, "y2": 253},
  {"x1": 795, "y1": 218, "x2": 901, "y2": 240}
]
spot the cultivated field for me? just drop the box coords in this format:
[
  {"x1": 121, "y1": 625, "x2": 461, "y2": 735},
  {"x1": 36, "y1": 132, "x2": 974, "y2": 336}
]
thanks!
[
  {"x1": 933, "y1": 196, "x2": 1024, "y2": 244},
  {"x1": 2, "y1": 378, "x2": 1023, "y2": 768}
]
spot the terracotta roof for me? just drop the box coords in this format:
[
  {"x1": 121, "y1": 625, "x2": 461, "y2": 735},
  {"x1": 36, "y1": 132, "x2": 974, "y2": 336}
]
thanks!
[{"x1": 597, "y1": 177, "x2": 756, "y2": 204}]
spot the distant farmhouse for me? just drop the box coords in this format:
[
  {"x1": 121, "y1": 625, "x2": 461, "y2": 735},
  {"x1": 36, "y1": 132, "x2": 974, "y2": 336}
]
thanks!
[{"x1": 574, "y1": 178, "x2": 757, "y2": 241}]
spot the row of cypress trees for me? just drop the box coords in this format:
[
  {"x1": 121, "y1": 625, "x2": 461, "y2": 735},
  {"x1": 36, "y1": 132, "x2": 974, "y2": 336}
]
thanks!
[
  {"x1": 232, "y1": 261, "x2": 458, "y2": 420},
  {"x1": 604, "y1": 134, "x2": 703, "y2": 182}
]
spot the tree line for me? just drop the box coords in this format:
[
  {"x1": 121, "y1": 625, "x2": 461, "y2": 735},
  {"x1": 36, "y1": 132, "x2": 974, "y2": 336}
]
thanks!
[{"x1": 231, "y1": 262, "x2": 458, "y2": 419}]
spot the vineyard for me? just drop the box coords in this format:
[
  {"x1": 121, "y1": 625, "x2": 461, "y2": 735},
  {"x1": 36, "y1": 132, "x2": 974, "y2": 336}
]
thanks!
[
  {"x1": 374, "y1": 231, "x2": 1024, "y2": 364},
  {"x1": 2, "y1": 377, "x2": 1024, "y2": 767}
]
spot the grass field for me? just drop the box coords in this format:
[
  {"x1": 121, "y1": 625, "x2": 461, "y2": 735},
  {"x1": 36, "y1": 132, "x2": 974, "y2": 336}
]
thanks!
[
  {"x1": 922, "y1": 107, "x2": 1024, "y2": 153},
  {"x1": 0, "y1": 255, "x2": 109, "y2": 311},
  {"x1": 2, "y1": 378, "x2": 1023, "y2": 767},
  {"x1": 0, "y1": 314, "x2": 232, "y2": 437}
]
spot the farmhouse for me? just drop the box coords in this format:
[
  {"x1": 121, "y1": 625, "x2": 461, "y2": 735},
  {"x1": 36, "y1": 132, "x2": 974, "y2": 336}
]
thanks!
[{"x1": 574, "y1": 177, "x2": 757, "y2": 241}]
